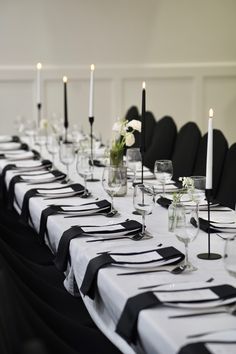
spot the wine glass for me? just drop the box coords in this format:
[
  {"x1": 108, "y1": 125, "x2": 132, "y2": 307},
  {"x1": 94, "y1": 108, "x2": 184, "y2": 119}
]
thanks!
[
  {"x1": 102, "y1": 166, "x2": 122, "y2": 215},
  {"x1": 46, "y1": 134, "x2": 59, "y2": 168},
  {"x1": 224, "y1": 235, "x2": 236, "y2": 278},
  {"x1": 76, "y1": 153, "x2": 92, "y2": 198},
  {"x1": 173, "y1": 204, "x2": 199, "y2": 272},
  {"x1": 126, "y1": 148, "x2": 142, "y2": 185},
  {"x1": 154, "y1": 160, "x2": 173, "y2": 196},
  {"x1": 189, "y1": 176, "x2": 206, "y2": 216},
  {"x1": 24, "y1": 119, "x2": 37, "y2": 146},
  {"x1": 133, "y1": 184, "x2": 155, "y2": 238},
  {"x1": 59, "y1": 141, "x2": 75, "y2": 182}
]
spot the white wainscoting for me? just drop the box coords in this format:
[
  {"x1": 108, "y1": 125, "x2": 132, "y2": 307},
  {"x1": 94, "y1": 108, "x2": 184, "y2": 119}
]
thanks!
[{"x1": 0, "y1": 63, "x2": 236, "y2": 144}]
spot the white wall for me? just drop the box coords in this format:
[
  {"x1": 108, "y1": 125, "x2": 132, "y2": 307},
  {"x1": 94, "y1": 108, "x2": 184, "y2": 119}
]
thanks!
[{"x1": 0, "y1": 0, "x2": 236, "y2": 144}]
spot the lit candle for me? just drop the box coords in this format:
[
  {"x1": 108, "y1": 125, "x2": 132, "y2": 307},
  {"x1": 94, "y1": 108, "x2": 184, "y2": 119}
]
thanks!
[
  {"x1": 89, "y1": 64, "x2": 95, "y2": 117},
  {"x1": 36, "y1": 62, "x2": 42, "y2": 104},
  {"x1": 63, "y1": 76, "x2": 68, "y2": 131},
  {"x1": 141, "y1": 81, "x2": 146, "y2": 153},
  {"x1": 206, "y1": 108, "x2": 214, "y2": 189}
]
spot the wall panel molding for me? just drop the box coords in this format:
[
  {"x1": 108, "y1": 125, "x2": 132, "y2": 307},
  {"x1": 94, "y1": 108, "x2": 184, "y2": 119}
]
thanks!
[{"x1": 0, "y1": 62, "x2": 236, "y2": 143}]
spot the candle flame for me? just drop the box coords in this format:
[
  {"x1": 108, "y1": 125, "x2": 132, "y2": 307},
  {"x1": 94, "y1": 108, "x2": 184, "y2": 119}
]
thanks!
[
  {"x1": 91, "y1": 64, "x2": 95, "y2": 71},
  {"x1": 63, "y1": 76, "x2": 68, "y2": 83},
  {"x1": 209, "y1": 108, "x2": 214, "y2": 118},
  {"x1": 37, "y1": 62, "x2": 42, "y2": 70},
  {"x1": 142, "y1": 81, "x2": 146, "y2": 89}
]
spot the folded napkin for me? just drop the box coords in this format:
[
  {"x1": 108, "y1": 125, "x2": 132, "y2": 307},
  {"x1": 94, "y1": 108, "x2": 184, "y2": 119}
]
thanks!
[
  {"x1": 157, "y1": 197, "x2": 172, "y2": 208},
  {"x1": 178, "y1": 340, "x2": 236, "y2": 354},
  {"x1": 80, "y1": 246, "x2": 184, "y2": 300},
  {"x1": 55, "y1": 220, "x2": 142, "y2": 272},
  {"x1": 198, "y1": 217, "x2": 236, "y2": 234},
  {"x1": 20, "y1": 184, "x2": 84, "y2": 223},
  {"x1": 116, "y1": 284, "x2": 236, "y2": 344},
  {"x1": 0, "y1": 135, "x2": 20, "y2": 143}
]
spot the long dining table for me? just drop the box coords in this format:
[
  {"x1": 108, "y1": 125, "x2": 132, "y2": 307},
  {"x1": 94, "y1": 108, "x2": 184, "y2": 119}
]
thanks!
[{"x1": 1, "y1": 141, "x2": 236, "y2": 354}]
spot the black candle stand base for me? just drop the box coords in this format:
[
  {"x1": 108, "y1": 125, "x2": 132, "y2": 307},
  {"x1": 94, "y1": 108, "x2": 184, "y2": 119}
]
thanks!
[
  {"x1": 87, "y1": 178, "x2": 100, "y2": 182},
  {"x1": 197, "y1": 253, "x2": 222, "y2": 260}
]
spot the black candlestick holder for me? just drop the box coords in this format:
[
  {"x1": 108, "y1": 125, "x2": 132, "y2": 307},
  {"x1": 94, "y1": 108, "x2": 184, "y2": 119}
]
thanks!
[
  {"x1": 87, "y1": 116, "x2": 100, "y2": 182},
  {"x1": 197, "y1": 189, "x2": 222, "y2": 260}
]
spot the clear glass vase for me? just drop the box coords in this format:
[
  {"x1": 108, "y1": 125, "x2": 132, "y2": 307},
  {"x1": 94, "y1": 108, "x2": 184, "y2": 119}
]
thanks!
[{"x1": 168, "y1": 202, "x2": 183, "y2": 232}]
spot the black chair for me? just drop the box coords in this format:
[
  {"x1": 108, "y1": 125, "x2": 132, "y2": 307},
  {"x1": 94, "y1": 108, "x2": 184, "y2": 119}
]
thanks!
[
  {"x1": 144, "y1": 111, "x2": 157, "y2": 153},
  {"x1": 215, "y1": 143, "x2": 236, "y2": 209},
  {"x1": 193, "y1": 129, "x2": 228, "y2": 197},
  {"x1": 144, "y1": 115, "x2": 177, "y2": 171},
  {"x1": 0, "y1": 237, "x2": 121, "y2": 354},
  {"x1": 124, "y1": 105, "x2": 139, "y2": 122},
  {"x1": 172, "y1": 122, "x2": 201, "y2": 181}
]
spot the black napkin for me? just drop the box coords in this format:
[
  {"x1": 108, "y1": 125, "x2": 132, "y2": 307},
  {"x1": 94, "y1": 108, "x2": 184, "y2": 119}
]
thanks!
[
  {"x1": 80, "y1": 246, "x2": 184, "y2": 300},
  {"x1": 178, "y1": 341, "x2": 236, "y2": 354},
  {"x1": 55, "y1": 219, "x2": 141, "y2": 274},
  {"x1": 21, "y1": 183, "x2": 84, "y2": 223},
  {"x1": 197, "y1": 217, "x2": 220, "y2": 234},
  {"x1": 178, "y1": 342, "x2": 211, "y2": 354},
  {"x1": 89, "y1": 159, "x2": 106, "y2": 168},
  {"x1": 116, "y1": 284, "x2": 236, "y2": 345},
  {"x1": 156, "y1": 197, "x2": 172, "y2": 208}
]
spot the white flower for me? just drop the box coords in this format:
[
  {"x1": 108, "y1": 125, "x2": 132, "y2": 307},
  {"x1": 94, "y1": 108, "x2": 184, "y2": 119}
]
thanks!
[
  {"x1": 40, "y1": 118, "x2": 48, "y2": 130},
  {"x1": 127, "y1": 119, "x2": 141, "y2": 132},
  {"x1": 112, "y1": 121, "x2": 122, "y2": 133},
  {"x1": 125, "y1": 132, "x2": 135, "y2": 147}
]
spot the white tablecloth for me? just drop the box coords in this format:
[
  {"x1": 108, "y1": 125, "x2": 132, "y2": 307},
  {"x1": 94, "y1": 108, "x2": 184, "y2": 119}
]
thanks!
[{"x1": 1, "y1": 146, "x2": 236, "y2": 354}]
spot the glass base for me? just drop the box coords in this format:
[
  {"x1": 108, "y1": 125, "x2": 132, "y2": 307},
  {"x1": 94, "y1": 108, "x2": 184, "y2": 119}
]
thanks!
[
  {"x1": 87, "y1": 178, "x2": 100, "y2": 182},
  {"x1": 184, "y1": 262, "x2": 198, "y2": 272}
]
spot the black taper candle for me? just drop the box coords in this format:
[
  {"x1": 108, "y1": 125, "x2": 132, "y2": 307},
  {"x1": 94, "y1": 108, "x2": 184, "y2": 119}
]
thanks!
[{"x1": 63, "y1": 76, "x2": 68, "y2": 141}]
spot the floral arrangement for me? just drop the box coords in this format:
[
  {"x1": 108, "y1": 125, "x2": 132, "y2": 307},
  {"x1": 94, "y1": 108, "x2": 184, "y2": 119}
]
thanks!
[
  {"x1": 110, "y1": 118, "x2": 141, "y2": 166},
  {"x1": 172, "y1": 177, "x2": 194, "y2": 204}
]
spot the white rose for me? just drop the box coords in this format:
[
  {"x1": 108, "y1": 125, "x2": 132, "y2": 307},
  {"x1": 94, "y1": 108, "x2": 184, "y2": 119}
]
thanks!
[
  {"x1": 125, "y1": 132, "x2": 135, "y2": 147},
  {"x1": 127, "y1": 119, "x2": 141, "y2": 132}
]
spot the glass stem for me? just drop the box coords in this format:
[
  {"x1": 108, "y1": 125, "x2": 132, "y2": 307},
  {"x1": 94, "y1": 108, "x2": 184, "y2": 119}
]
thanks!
[
  {"x1": 66, "y1": 164, "x2": 69, "y2": 181},
  {"x1": 184, "y1": 242, "x2": 189, "y2": 266},
  {"x1": 142, "y1": 213, "x2": 145, "y2": 235},
  {"x1": 84, "y1": 177, "x2": 87, "y2": 191},
  {"x1": 162, "y1": 182, "x2": 165, "y2": 196},
  {"x1": 110, "y1": 194, "x2": 114, "y2": 212}
]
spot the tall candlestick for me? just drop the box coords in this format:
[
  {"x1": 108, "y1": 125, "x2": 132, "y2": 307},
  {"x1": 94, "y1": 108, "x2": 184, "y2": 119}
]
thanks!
[
  {"x1": 36, "y1": 62, "x2": 42, "y2": 104},
  {"x1": 63, "y1": 76, "x2": 68, "y2": 130},
  {"x1": 206, "y1": 108, "x2": 213, "y2": 189},
  {"x1": 89, "y1": 64, "x2": 95, "y2": 117},
  {"x1": 141, "y1": 81, "x2": 146, "y2": 153}
]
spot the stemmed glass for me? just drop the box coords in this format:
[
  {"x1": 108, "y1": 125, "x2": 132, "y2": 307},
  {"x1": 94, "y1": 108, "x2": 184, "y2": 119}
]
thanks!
[
  {"x1": 188, "y1": 176, "x2": 206, "y2": 216},
  {"x1": 102, "y1": 166, "x2": 122, "y2": 215},
  {"x1": 173, "y1": 204, "x2": 199, "y2": 272},
  {"x1": 154, "y1": 160, "x2": 173, "y2": 196},
  {"x1": 126, "y1": 148, "x2": 142, "y2": 185},
  {"x1": 24, "y1": 119, "x2": 37, "y2": 146},
  {"x1": 46, "y1": 134, "x2": 59, "y2": 168},
  {"x1": 133, "y1": 184, "x2": 155, "y2": 238},
  {"x1": 224, "y1": 235, "x2": 236, "y2": 278},
  {"x1": 59, "y1": 141, "x2": 75, "y2": 182},
  {"x1": 76, "y1": 153, "x2": 92, "y2": 198}
]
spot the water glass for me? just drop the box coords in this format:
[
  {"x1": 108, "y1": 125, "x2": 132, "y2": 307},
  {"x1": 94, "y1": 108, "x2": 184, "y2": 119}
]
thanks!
[
  {"x1": 126, "y1": 148, "x2": 142, "y2": 185},
  {"x1": 133, "y1": 184, "x2": 155, "y2": 237},
  {"x1": 173, "y1": 205, "x2": 199, "y2": 271},
  {"x1": 102, "y1": 166, "x2": 122, "y2": 213},
  {"x1": 76, "y1": 153, "x2": 93, "y2": 197},
  {"x1": 46, "y1": 134, "x2": 59, "y2": 167},
  {"x1": 154, "y1": 160, "x2": 173, "y2": 196},
  {"x1": 224, "y1": 235, "x2": 236, "y2": 278},
  {"x1": 189, "y1": 176, "x2": 206, "y2": 215},
  {"x1": 59, "y1": 141, "x2": 75, "y2": 181}
]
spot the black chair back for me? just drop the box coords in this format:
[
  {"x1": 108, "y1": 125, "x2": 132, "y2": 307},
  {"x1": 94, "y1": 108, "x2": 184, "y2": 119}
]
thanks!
[
  {"x1": 193, "y1": 129, "x2": 228, "y2": 197},
  {"x1": 125, "y1": 106, "x2": 139, "y2": 121},
  {"x1": 172, "y1": 122, "x2": 201, "y2": 181},
  {"x1": 144, "y1": 111, "x2": 157, "y2": 153},
  {"x1": 144, "y1": 115, "x2": 177, "y2": 170},
  {"x1": 216, "y1": 143, "x2": 236, "y2": 208}
]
